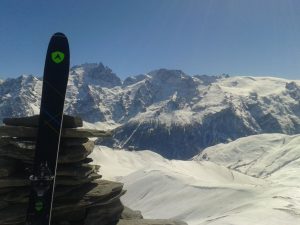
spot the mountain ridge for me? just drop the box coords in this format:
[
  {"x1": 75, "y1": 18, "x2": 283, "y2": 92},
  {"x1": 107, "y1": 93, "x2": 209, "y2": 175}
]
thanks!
[
  {"x1": 1, "y1": 63, "x2": 300, "y2": 159},
  {"x1": 91, "y1": 133, "x2": 300, "y2": 225}
]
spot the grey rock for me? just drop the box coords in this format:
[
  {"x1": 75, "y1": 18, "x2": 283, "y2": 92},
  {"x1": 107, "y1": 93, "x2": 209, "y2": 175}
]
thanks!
[
  {"x1": 0, "y1": 183, "x2": 97, "y2": 205},
  {"x1": 0, "y1": 126, "x2": 112, "y2": 138},
  {"x1": 0, "y1": 187, "x2": 30, "y2": 204},
  {"x1": 0, "y1": 140, "x2": 95, "y2": 163},
  {"x1": 63, "y1": 128, "x2": 112, "y2": 138},
  {"x1": 0, "y1": 204, "x2": 26, "y2": 224},
  {"x1": 0, "y1": 158, "x2": 18, "y2": 177},
  {"x1": 0, "y1": 179, "x2": 114, "y2": 221},
  {"x1": 56, "y1": 164, "x2": 100, "y2": 178},
  {"x1": 0, "y1": 172, "x2": 101, "y2": 188},
  {"x1": 3, "y1": 115, "x2": 83, "y2": 128},
  {"x1": 85, "y1": 199, "x2": 124, "y2": 225},
  {"x1": 54, "y1": 180, "x2": 124, "y2": 210},
  {"x1": 61, "y1": 137, "x2": 90, "y2": 147},
  {"x1": 54, "y1": 180, "x2": 125, "y2": 224},
  {"x1": 0, "y1": 176, "x2": 28, "y2": 188},
  {"x1": 56, "y1": 172, "x2": 102, "y2": 186},
  {"x1": 1, "y1": 137, "x2": 89, "y2": 149},
  {"x1": 59, "y1": 140, "x2": 95, "y2": 163},
  {"x1": 121, "y1": 206, "x2": 143, "y2": 219},
  {"x1": 70, "y1": 63, "x2": 122, "y2": 88}
]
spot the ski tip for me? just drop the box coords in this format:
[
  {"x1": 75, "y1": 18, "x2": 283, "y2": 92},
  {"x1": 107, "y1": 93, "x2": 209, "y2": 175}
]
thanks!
[{"x1": 53, "y1": 32, "x2": 66, "y2": 37}]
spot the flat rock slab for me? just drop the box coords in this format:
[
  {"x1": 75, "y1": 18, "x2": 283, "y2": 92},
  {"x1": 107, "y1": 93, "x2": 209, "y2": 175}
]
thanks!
[
  {"x1": 3, "y1": 115, "x2": 83, "y2": 128},
  {"x1": 0, "y1": 158, "x2": 18, "y2": 177},
  {"x1": 55, "y1": 180, "x2": 123, "y2": 205},
  {"x1": 56, "y1": 164, "x2": 100, "y2": 178},
  {"x1": 0, "y1": 179, "x2": 122, "y2": 204},
  {"x1": 0, "y1": 182, "x2": 94, "y2": 205},
  {"x1": 0, "y1": 126, "x2": 112, "y2": 138},
  {"x1": 56, "y1": 172, "x2": 102, "y2": 186},
  {"x1": 0, "y1": 180, "x2": 124, "y2": 225},
  {"x1": 85, "y1": 199, "x2": 124, "y2": 225},
  {"x1": 61, "y1": 137, "x2": 90, "y2": 147},
  {"x1": 0, "y1": 186, "x2": 30, "y2": 204},
  {"x1": 0, "y1": 137, "x2": 90, "y2": 149},
  {"x1": 0, "y1": 140, "x2": 94, "y2": 163},
  {"x1": 18, "y1": 163, "x2": 100, "y2": 179},
  {"x1": 121, "y1": 206, "x2": 143, "y2": 220},
  {"x1": 0, "y1": 204, "x2": 26, "y2": 225},
  {"x1": 54, "y1": 180, "x2": 124, "y2": 221},
  {"x1": 0, "y1": 172, "x2": 101, "y2": 188},
  {"x1": 117, "y1": 219, "x2": 188, "y2": 225}
]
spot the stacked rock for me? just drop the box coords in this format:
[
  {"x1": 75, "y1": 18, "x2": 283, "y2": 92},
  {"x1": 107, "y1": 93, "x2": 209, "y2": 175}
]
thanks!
[{"x1": 0, "y1": 115, "x2": 124, "y2": 225}]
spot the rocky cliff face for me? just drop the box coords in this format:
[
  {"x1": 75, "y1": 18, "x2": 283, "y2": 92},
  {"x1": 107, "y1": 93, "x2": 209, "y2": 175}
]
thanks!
[{"x1": 1, "y1": 64, "x2": 300, "y2": 159}]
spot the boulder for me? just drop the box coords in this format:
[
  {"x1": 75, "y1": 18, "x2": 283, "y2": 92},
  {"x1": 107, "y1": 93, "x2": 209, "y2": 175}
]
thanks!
[{"x1": 121, "y1": 206, "x2": 143, "y2": 220}]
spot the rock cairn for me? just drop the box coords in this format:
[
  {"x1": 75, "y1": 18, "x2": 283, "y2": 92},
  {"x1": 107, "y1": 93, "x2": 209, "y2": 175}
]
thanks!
[
  {"x1": 0, "y1": 115, "x2": 124, "y2": 225},
  {"x1": 0, "y1": 115, "x2": 188, "y2": 225}
]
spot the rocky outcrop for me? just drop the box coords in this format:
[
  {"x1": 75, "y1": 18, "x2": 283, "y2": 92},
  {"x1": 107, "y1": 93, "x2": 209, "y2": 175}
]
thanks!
[
  {"x1": 0, "y1": 115, "x2": 188, "y2": 225},
  {"x1": 0, "y1": 115, "x2": 124, "y2": 225}
]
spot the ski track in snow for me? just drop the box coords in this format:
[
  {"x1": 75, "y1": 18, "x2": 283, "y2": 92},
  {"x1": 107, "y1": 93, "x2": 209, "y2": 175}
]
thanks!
[{"x1": 90, "y1": 134, "x2": 300, "y2": 225}]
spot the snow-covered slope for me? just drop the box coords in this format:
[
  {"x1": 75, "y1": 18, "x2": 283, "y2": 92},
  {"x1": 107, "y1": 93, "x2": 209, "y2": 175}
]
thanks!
[
  {"x1": 194, "y1": 133, "x2": 300, "y2": 183},
  {"x1": 91, "y1": 136, "x2": 300, "y2": 225},
  {"x1": 51, "y1": 68, "x2": 300, "y2": 159},
  {"x1": 110, "y1": 74, "x2": 300, "y2": 159},
  {"x1": 2, "y1": 63, "x2": 300, "y2": 159}
]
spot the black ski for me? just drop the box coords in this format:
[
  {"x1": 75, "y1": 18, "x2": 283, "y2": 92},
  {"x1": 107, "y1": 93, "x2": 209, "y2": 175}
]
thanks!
[{"x1": 26, "y1": 32, "x2": 70, "y2": 225}]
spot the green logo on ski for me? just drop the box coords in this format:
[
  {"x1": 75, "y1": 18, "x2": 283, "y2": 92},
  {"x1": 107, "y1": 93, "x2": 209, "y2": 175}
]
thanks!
[
  {"x1": 51, "y1": 51, "x2": 65, "y2": 64},
  {"x1": 35, "y1": 201, "x2": 44, "y2": 211}
]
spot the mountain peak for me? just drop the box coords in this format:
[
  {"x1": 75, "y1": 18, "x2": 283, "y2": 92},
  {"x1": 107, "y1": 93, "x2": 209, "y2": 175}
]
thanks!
[
  {"x1": 149, "y1": 69, "x2": 187, "y2": 80},
  {"x1": 70, "y1": 62, "x2": 121, "y2": 88}
]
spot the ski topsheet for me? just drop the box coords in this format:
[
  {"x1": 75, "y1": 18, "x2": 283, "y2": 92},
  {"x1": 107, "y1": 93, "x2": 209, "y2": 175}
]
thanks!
[{"x1": 26, "y1": 32, "x2": 70, "y2": 225}]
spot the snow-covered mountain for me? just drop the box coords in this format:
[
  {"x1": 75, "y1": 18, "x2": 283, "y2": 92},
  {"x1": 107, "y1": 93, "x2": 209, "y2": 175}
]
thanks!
[
  {"x1": 0, "y1": 75, "x2": 41, "y2": 117},
  {"x1": 193, "y1": 133, "x2": 300, "y2": 181},
  {"x1": 1, "y1": 63, "x2": 300, "y2": 159},
  {"x1": 91, "y1": 133, "x2": 300, "y2": 225}
]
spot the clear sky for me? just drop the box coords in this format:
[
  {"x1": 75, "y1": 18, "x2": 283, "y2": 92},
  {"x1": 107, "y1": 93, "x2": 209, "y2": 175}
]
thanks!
[{"x1": 1, "y1": 0, "x2": 300, "y2": 79}]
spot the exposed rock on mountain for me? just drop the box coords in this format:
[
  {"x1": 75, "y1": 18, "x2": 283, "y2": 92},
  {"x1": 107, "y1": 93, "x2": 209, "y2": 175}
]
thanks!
[
  {"x1": 1, "y1": 64, "x2": 300, "y2": 159},
  {"x1": 71, "y1": 63, "x2": 122, "y2": 88}
]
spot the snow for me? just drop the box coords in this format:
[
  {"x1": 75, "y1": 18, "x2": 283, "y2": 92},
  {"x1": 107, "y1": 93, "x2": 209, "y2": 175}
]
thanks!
[
  {"x1": 91, "y1": 134, "x2": 300, "y2": 224},
  {"x1": 83, "y1": 121, "x2": 120, "y2": 130},
  {"x1": 217, "y1": 76, "x2": 290, "y2": 97},
  {"x1": 3, "y1": 65, "x2": 300, "y2": 223},
  {"x1": 3, "y1": 66, "x2": 300, "y2": 158}
]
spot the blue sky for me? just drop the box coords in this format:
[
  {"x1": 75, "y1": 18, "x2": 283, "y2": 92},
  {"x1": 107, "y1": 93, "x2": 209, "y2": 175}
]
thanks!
[{"x1": 1, "y1": 0, "x2": 300, "y2": 79}]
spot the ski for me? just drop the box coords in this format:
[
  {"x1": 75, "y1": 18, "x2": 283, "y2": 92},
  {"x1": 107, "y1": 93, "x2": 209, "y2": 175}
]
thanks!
[{"x1": 26, "y1": 32, "x2": 70, "y2": 225}]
